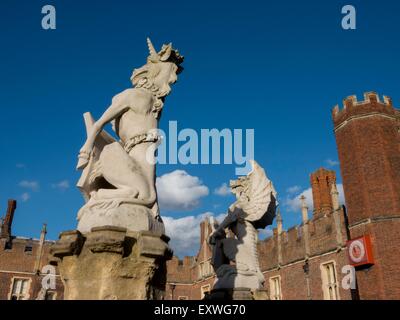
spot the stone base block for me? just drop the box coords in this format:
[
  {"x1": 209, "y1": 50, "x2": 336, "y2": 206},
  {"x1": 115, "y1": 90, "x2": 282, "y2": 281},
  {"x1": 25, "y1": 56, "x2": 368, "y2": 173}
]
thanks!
[
  {"x1": 205, "y1": 288, "x2": 269, "y2": 300},
  {"x1": 77, "y1": 203, "x2": 165, "y2": 235},
  {"x1": 50, "y1": 226, "x2": 172, "y2": 300},
  {"x1": 212, "y1": 265, "x2": 264, "y2": 290}
]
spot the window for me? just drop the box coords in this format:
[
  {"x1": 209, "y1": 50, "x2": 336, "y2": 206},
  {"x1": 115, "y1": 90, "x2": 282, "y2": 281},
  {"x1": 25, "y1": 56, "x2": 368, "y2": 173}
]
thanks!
[
  {"x1": 10, "y1": 278, "x2": 30, "y2": 300},
  {"x1": 269, "y1": 276, "x2": 282, "y2": 300},
  {"x1": 199, "y1": 260, "x2": 213, "y2": 279},
  {"x1": 24, "y1": 245, "x2": 33, "y2": 253},
  {"x1": 198, "y1": 262, "x2": 204, "y2": 278},
  {"x1": 4, "y1": 241, "x2": 12, "y2": 250},
  {"x1": 200, "y1": 285, "x2": 210, "y2": 299},
  {"x1": 321, "y1": 261, "x2": 340, "y2": 300},
  {"x1": 204, "y1": 260, "x2": 210, "y2": 276}
]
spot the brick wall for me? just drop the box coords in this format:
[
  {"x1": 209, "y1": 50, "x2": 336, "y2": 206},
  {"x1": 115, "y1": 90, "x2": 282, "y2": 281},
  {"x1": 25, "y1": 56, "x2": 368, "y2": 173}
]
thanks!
[
  {"x1": 166, "y1": 170, "x2": 357, "y2": 300},
  {"x1": 333, "y1": 92, "x2": 400, "y2": 299},
  {"x1": 0, "y1": 237, "x2": 64, "y2": 300}
]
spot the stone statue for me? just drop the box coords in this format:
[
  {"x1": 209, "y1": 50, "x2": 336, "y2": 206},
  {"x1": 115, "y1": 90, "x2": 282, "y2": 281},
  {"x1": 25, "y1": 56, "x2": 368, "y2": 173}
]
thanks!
[
  {"x1": 209, "y1": 160, "x2": 277, "y2": 290},
  {"x1": 75, "y1": 38, "x2": 184, "y2": 234}
]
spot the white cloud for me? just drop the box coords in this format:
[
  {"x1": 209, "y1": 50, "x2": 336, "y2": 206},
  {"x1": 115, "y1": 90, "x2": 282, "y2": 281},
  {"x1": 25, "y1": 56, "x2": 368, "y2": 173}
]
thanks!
[
  {"x1": 286, "y1": 185, "x2": 301, "y2": 194},
  {"x1": 325, "y1": 159, "x2": 339, "y2": 167},
  {"x1": 163, "y1": 211, "x2": 275, "y2": 257},
  {"x1": 259, "y1": 227, "x2": 273, "y2": 239},
  {"x1": 214, "y1": 183, "x2": 231, "y2": 196},
  {"x1": 284, "y1": 187, "x2": 314, "y2": 212},
  {"x1": 163, "y1": 212, "x2": 225, "y2": 257},
  {"x1": 156, "y1": 170, "x2": 209, "y2": 211},
  {"x1": 283, "y1": 184, "x2": 345, "y2": 213},
  {"x1": 21, "y1": 193, "x2": 30, "y2": 202},
  {"x1": 18, "y1": 180, "x2": 39, "y2": 192},
  {"x1": 52, "y1": 180, "x2": 70, "y2": 191}
]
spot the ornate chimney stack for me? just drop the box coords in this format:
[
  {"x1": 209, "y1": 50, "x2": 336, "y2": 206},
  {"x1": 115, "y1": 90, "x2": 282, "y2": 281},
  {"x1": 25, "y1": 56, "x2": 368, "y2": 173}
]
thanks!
[
  {"x1": 0, "y1": 199, "x2": 17, "y2": 240},
  {"x1": 310, "y1": 168, "x2": 336, "y2": 215}
]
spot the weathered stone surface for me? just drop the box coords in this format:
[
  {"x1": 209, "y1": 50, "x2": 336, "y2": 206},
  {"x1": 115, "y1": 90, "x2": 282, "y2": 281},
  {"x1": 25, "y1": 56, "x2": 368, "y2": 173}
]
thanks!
[
  {"x1": 77, "y1": 203, "x2": 165, "y2": 235},
  {"x1": 51, "y1": 227, "x2": 171, "y2": 300},
  {"x1": 205, "y1": 288, "x2": 269, "y2": 300},
  {"x1": 50, "y1": 230, "x2": 84, "y2": 261},
  {"x1": 85, "y1": 226, "x2": 127, "y2": 254},
  {"x1": 138, "y1": 231, "x2": 171, "y2": 258},
  {"x1": 251, "y1": 288, "x2": 269, "y2": 300}
]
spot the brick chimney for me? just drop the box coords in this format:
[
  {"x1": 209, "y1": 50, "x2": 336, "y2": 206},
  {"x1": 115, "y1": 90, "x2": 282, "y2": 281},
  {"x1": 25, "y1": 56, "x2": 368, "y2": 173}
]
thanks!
[
  {"x1": 0, "y1": 199, "x2": 17, "y2": 240},
  {"x1": 310, "y1": 168, "x2": 336, "y2": 215}
]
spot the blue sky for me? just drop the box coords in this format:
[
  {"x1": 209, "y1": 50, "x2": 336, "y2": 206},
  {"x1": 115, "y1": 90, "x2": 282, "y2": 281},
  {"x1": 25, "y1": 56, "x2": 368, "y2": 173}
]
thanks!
[{"x1": 0, "y1": 0, "x2": 399, "y2": 257}]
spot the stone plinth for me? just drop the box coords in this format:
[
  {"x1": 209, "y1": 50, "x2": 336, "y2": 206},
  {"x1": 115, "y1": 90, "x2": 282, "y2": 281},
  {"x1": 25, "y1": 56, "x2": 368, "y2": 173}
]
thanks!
[
  {"x1": 77, "y1": 203, "x2": 165, "y2": 235},
  {"x1": 50, "y1": 226, "x2": 172, "y2": 300},
  {"x1": 205, "y1": 288, "x2": 269, "y2": 300}
]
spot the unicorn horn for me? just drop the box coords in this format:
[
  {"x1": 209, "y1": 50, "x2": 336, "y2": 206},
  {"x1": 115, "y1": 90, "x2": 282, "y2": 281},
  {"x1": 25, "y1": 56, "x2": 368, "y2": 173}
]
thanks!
[{"x1": 147, "y1": 38, "x2": 159, "y2": 60}]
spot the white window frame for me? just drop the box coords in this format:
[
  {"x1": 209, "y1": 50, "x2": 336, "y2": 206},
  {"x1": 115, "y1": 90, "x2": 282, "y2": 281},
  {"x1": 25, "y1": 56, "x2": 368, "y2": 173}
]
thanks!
[
  {"x1": 198, "y1": 262, "x2": 204, "y2": 278},
  {"x1": 320, "y1": 260, "x2": 340, "y2": 300},
  {"x1": 8, "y1": 277, "x2": 32, "y2": 300},
  {"x1": 199, "y1": 259, "x2": 213, "y2": 278},
  {"x1": 269, "y1": 276, "x2": 282, "y2": 300}
]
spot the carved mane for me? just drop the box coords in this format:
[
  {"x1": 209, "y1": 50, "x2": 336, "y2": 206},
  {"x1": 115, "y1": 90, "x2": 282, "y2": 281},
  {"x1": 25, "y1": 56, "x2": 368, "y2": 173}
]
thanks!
[{"x1": 130, "y1": 38, "x2": 184, "y2": 86}]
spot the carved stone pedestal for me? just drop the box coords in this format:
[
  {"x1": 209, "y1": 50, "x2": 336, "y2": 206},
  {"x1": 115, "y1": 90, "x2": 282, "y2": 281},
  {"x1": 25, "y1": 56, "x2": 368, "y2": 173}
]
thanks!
[
  {"x1": 50, "y1": 226, "x2": 172, "y2": 300},
  {"x1": 77, "y1": 203, "x2": 165, "y2": 235},
  {"x1": 205, "y1": 288, "x2": 269, "y2": 300}
]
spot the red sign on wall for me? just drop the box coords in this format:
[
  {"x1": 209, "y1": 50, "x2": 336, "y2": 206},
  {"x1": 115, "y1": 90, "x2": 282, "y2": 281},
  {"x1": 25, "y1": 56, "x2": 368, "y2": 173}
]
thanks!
[{"x1": 347, "y1": 235, "x2": 374, "y2": 267}]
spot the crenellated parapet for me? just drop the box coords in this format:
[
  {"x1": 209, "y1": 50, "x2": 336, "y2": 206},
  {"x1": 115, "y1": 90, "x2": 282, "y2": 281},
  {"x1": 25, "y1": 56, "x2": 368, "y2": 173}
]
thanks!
[
  {"x1": 167, "y1": 256, "x2": 194, "y2": 283},
  {"x1": 332, "y1": 92, "x2": 397, "y2": 130},
  {"x1": 258, "y1": 206, "x2": 348, "y2": 271}
]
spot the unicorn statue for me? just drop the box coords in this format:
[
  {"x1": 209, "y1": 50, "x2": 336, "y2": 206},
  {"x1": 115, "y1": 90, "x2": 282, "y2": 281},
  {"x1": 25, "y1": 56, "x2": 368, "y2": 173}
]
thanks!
[{"x1": 75, "y1": 38, "x2": 183, "y2": 234}]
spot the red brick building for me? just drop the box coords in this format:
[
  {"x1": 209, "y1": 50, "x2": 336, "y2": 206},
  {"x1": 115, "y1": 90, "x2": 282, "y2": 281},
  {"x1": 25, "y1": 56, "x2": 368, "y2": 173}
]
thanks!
[
  {"x1": 0, "y1": 200, "x2": 64, "y2": 300},
  {"x1": 166, "y1": 92, "x2": 400, "y2": 300},
  {"x1": 1, "y1": 91, "x2": 399, "y2": 300},
  {"x1": 332, "y1": 92, "x2": 400, "y2": 299},
  {"x1": 166, "y1": 168, "x2": 355, "y2": 300}
]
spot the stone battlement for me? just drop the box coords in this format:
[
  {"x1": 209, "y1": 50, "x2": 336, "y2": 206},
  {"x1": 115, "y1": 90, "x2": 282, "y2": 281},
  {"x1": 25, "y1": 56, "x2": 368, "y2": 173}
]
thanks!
[
  {"x1": 167, "y1": 256, "x2": 194, "y2": 284},
  {"x1": 332, "y1": 92, "x2": 397, "y2": 128},
  {"x1": 258, "y1": 207, "x2": 347, "y2": 271}
]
